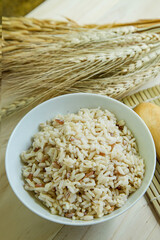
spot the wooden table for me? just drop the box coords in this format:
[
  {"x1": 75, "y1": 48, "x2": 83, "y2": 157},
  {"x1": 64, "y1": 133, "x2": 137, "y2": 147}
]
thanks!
[{"x1": 1, "y1": 1, "x2": 160, "y2": 240}]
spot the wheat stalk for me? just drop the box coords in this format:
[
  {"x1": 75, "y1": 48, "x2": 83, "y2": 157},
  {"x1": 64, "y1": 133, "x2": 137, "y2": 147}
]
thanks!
[
  {"x1": 69, "y1": 63, "x2": 160, "y2": 94},
  {"x1": 0, "y1": 97, "x2": 36, "y2": 120},
  {"x1": 0, "y1": 50, "x2": 145, "y2": 102},
  {"x1": 1, "y1": 64, "x2": 159, "y2": 120},
  {"x1": 2, "y1": 17, "x2": 160, "y2": 48},
  {"x1": 121, "y1": 46, "x2": 160, "y2": 74},
  {"x1": 1, "y1": 17, "x2": 160, "y2": 120},
  {"x1": 3, "y1": 42, "x2": 158, "y2": 98},
  {"x1": 3, "y1": 24, "x2": 160, "y2": 48}
]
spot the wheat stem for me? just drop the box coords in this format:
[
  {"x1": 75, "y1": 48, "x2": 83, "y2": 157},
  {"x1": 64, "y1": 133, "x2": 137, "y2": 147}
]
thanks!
[{"x1": 2, "y1": 17, "x2": 160, "y2": 114}]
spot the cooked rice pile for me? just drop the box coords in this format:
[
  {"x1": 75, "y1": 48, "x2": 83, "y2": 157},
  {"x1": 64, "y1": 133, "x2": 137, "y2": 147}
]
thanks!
[{"x1": 21, "y1": 108, "x2": 145, "y2": 220}]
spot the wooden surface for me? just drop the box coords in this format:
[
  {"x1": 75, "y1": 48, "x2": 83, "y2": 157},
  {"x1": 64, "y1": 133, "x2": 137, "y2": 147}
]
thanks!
[
  {"x1": 1, "y1": 0, "x2": 160, "y2": 240},
  {"x1": 3, "y1": 0, "x2": 44, "y2": 17},
  {"x1": 27, "y1": 0, "x2": 160, "y2": 24}
]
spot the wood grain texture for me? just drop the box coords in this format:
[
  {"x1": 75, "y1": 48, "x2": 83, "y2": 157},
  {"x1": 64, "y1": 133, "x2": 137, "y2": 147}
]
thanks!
[
  {"x1": 52, "y1": 197, "x2": 159, "y2": 240},
  {"x1": 1, "y1": 1, "x2": 160, "y2": 240},
  {"x1": 3, "y1": 0, "x2": 45, "y2": 17},
  {"x1": 27, "y1": 0, "x2": 160, "y2": 24}
]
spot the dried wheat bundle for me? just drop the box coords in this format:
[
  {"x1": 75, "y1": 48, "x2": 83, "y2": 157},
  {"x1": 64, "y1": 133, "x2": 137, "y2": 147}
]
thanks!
[{"x1": 1, "y1": 17, "x2": 160, "y2": 119}]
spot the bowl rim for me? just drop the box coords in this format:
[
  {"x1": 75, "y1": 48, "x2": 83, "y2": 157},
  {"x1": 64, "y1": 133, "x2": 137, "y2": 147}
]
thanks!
[{"x1": 5, "y1": 93, "x2": 156, "y2": 226}]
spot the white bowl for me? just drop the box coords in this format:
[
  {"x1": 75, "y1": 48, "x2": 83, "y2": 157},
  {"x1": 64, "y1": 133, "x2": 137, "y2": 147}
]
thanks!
[{"x1": 5, "y1": 93, "x2": 156, "y2": 226}]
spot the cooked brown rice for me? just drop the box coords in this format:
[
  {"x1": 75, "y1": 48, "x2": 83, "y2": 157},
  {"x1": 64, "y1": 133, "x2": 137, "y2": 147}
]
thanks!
[{"x1": 21, "y1": 108, "x2": 145, "y2": 220}]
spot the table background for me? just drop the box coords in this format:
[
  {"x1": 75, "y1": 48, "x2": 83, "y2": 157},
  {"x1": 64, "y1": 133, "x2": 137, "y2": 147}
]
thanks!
[
  {"x1": 1, "y1": 0, "x2": 160, "y2": 239},
  {"x1": 28, "y1": 0, "x2": 160, "y2": 24}
]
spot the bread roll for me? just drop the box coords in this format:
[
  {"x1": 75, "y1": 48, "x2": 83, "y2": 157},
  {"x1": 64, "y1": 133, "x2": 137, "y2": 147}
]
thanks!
[{"x1": 134, "y1": 102, "x2": 160, "y2": 160}]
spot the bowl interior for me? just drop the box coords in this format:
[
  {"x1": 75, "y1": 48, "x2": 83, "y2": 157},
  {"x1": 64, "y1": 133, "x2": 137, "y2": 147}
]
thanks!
[{"x1": 5, "y1": 93, "x2": 156, "y2": 226}]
